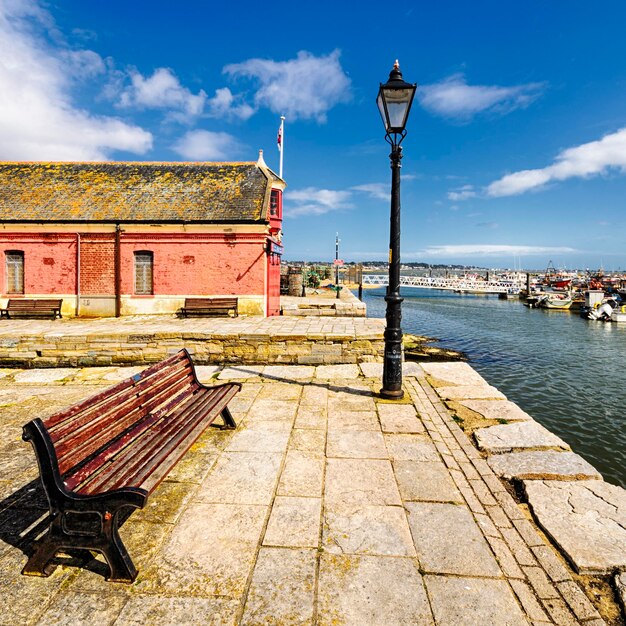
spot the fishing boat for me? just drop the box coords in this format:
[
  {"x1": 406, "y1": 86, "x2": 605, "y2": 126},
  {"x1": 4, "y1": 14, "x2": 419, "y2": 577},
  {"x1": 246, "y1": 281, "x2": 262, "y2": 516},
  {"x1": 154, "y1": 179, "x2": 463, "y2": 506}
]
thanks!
[{"x1": 537, "y1": 294, "x2": 573, "y2": 310}]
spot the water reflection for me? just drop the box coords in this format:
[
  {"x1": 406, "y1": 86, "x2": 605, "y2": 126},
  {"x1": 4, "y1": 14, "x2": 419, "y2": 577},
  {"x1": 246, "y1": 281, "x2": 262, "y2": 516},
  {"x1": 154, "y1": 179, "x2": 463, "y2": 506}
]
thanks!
[{"x1": 363, "y1": 287, "x2": 626, "y2": 487}]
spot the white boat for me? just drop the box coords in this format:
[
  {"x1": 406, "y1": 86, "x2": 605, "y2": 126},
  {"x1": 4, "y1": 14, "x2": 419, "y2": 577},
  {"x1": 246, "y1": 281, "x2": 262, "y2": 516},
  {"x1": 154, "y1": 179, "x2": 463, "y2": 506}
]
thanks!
[
  {"x1": 586, "y1": 299, "x2": 618, "y2": 321},
  {"x1": 611, "y1": 305, "x2": 626, "y2": 323}
]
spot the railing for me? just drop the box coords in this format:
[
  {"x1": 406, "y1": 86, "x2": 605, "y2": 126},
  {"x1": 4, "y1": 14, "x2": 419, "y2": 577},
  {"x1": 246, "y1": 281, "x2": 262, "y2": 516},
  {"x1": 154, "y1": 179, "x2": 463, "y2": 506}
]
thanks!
[{"x1": 362, "y1": 275, "x2": 522, "y2": 294}]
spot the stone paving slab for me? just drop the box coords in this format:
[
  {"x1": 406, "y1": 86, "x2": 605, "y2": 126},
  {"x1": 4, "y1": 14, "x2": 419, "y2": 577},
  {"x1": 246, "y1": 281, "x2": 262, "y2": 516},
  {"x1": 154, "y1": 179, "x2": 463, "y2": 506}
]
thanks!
[
  {"x1": 424, "y1": 575, "x2": 529, "y2": 626},
  {"x1": 474, "y1": 420, "x2": 571, "y2": 453},
  {"x1": 456, "y1": 398, "x2": 534, "y2": 422},
  {"x1": 13, "y1": 368, "x2": 77, "y2": 384},
  {"x1": 420, "y1": 361, "x2": 490, "y2": 387},
  {"x1": 0, "y1": 362, "x2": 613, "y2": 625},
  {"x1": 405, "y1": 502, "x2": 502, "y2": 577},
  {"x1": 393, "y1": 460, "x2": 464, "y2": 503},
  {"x1": 240, "y1": 547, "x2": 316, "y2": 625},
  {"x1": 315, "y1": 364, "x2": 361, "y2": 379},
  {"x1": 488, "y1": 450, "x2": 603, "y2": 481},
  {"x1": 317, "y1": 554, "x2": 433, "y2": 626},
  {"x1": 323, "y1": 504, "x2": 416, "y2": 557},
  {"x1": 263, "y1": 496, "x2": 321, "y2": 548},
  {"x1": 524, "y1": 480, "x2": 626, "y2": 574},
  {"x1": 359, "y1": 361, "x2": 423, "y2": 378},
  {"x1": 437, "y1": 384, "x2": 506, "y2": 400},
  {"x1": 377, "y1": 403, "x2": 425, "y2": 433},
  {"x1": 115, "y1": 596, "x2": 240, "y2": 626}
]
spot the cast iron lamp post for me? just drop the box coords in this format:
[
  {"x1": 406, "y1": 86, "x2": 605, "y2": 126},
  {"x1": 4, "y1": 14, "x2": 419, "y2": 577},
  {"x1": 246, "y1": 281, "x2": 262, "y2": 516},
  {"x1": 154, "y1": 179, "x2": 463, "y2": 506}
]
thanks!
[{"x1": 377, "y1": 60, "x2": 416, "y2": 399}]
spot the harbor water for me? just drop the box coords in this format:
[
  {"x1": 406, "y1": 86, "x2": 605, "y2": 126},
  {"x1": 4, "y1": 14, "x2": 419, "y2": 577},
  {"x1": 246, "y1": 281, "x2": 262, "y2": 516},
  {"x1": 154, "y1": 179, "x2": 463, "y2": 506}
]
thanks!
[{"x1": 363, "y1": 287, "x2": 626, "y2": 488}]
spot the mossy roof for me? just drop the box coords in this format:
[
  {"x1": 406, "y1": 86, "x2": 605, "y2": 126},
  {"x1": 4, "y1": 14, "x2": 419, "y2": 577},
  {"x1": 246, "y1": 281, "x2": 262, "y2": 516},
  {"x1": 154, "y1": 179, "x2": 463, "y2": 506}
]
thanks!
[{"x1": 0, "y1": 161, "x2": 278, "y2": 223}]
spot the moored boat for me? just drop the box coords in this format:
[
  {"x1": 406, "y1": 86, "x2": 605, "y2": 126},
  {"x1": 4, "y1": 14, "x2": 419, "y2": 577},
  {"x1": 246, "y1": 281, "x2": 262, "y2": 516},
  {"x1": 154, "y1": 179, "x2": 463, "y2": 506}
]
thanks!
[{"x1": 537, "y1": 294, "x2": 573, "y2": 310}]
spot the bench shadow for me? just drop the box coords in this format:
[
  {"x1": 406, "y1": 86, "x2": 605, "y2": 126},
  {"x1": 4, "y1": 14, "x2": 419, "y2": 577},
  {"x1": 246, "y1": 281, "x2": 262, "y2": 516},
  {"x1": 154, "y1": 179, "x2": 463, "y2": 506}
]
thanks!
[
  {"x1": 216, "y1": 366, "x2": 375, "y2": 397},
  {"x1": 0, "y1": 478, "x2": 133, "y2": 577}
]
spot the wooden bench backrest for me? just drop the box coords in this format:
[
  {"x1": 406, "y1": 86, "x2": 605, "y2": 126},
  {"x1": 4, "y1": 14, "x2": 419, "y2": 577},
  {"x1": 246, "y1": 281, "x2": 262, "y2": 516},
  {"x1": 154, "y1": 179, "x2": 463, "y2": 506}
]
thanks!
[
  {"x1": 184, "y1": 297, "x2": 237, "y2": 308},
  {"x1": 44, "y1": 350, "x2": 197, "y2": 476},
  {"x1": 7, "y1": 299, "x2": 62, "y2": 310}
]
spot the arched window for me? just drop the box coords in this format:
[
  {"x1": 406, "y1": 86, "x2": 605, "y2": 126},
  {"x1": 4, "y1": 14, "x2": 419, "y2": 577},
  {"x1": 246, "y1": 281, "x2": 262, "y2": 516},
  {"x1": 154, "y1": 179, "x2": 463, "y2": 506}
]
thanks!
[
  {"x1": 6, "y1": 251, "x2": 24, "y2": 294},
  {"x1": 134, "y1": 251, "x2": 153, "y2": 295}
]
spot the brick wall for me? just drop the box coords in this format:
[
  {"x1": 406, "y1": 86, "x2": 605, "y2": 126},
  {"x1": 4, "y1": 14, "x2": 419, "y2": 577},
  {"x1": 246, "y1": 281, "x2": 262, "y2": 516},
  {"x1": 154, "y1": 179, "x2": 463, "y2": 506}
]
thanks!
[{"x1": 80, "y1": 234, "x2": 115, "y2": 295}]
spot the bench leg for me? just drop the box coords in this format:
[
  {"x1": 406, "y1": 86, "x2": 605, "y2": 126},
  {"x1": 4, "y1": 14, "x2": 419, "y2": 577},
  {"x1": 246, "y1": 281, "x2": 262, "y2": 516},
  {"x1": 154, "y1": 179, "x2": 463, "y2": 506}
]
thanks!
[
  {"x1": 22, "y1": 505, "x2": 140, "y2": 583},
  {"x1": 22, "y1": 524, "x2": 64, "y2": 577},
  {"x1": 220, "y1": 406, "x2": 237, "y2": 429},
  {"x1": 101, "y1": 512, "x2": 138, "y2": 583}
]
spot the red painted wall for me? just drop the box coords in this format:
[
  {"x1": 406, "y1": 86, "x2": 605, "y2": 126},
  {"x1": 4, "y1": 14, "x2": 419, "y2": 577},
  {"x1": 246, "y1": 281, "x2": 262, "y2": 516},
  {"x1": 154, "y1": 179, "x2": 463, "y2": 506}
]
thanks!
[
  {"x1": 0, "y1": 235, "x2": 76, "y2": 294},
  {"x1": 0, "y1": 232, "x2": 281, "y2": 312},
  {"x1": 120, "y1": 235, "x2": 266, "y2": 296}
]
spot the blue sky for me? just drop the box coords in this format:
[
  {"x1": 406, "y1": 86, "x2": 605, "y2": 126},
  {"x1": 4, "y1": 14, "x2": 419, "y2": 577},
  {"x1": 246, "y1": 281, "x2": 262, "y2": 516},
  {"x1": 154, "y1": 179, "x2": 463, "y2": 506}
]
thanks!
[{"x1": 2, "y1": 0, "x2": 626, "y2": 269}]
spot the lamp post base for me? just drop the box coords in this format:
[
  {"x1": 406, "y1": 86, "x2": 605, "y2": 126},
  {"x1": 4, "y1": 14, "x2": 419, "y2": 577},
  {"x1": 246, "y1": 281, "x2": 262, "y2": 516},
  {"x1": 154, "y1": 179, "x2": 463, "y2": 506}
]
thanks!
[{"x1": 379, "y1": 387, "x2": 404, "y2": 400}]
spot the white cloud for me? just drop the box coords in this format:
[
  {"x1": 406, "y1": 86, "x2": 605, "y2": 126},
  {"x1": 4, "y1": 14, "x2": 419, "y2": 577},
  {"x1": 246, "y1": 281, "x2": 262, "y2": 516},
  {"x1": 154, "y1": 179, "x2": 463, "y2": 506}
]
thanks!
[
  {"x1": 171, "y1": 129, "x2": 241, "y2": 160},
  {"x1": 486, "y1": 127, "x2": 626, "y2": 197},
  {"x1": 0, "y1": 0, "x2": 152, "y2": 160},
  {"x1": 417, "y1": 244, "x2": 577, "y2": 258},
  {"x1": 224, "y1": 50, "x2": 351, "y2": 122},
  {"x1": 419, "y1": 74, "x2": 545, "y2": 120},
  {"x1": 286, "y1": 187, "x2": 353, "y2": 217},
  {"x1": 117, "y1": 67, "x2": 206, "y2": 122},
  {"x1": 351, "y1": 183, "x2": 388, "y2": 200},
  {"x1": 447, "y1": 184, "x2": 476, "y2": 201},
  {"x1": 206, "y1": 87, "x2": 255, "y2": 120}
]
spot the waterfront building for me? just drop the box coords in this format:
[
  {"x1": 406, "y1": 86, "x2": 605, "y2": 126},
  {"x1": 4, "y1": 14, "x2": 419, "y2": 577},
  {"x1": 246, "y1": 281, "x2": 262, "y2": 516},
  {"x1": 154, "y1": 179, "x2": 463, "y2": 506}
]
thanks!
[{"x1": 0, "y1": 152, "x2": 284, "y2": 317}]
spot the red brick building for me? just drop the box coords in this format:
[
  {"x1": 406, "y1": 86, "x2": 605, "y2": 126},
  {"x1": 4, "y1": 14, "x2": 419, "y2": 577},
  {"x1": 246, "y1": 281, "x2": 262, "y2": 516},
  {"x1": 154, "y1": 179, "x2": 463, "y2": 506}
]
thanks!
[{"x1": 0, "y1": 153, "x2": 284, "y2": 316}]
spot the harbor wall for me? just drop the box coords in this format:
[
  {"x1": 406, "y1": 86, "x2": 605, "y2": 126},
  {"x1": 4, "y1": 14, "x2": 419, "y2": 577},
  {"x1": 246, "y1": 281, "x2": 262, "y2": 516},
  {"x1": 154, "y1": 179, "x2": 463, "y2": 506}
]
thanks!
[{"x1": 420, "y1": 360, "x2": 626, "y2": 605}]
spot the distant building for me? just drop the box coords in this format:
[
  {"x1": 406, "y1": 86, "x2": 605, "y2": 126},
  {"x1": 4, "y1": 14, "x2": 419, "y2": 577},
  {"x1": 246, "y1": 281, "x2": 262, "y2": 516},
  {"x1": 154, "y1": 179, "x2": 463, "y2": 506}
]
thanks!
[{"x1": 0, "y1": 152, "x2": 284, "y2": 317}]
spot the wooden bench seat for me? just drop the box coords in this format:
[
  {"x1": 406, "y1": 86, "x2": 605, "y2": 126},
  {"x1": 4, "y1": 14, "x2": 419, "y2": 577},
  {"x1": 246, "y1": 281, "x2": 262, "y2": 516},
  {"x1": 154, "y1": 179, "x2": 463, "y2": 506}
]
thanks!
[
  {"x1": 21, "y1": 349, "x2": 240, "y2": 583},
  {"x1": 1, "y1": 298, "x2": 62, "y2": 319},
  {"x1": 180, "y1": 297, "x2": 238, "y2": 318}
]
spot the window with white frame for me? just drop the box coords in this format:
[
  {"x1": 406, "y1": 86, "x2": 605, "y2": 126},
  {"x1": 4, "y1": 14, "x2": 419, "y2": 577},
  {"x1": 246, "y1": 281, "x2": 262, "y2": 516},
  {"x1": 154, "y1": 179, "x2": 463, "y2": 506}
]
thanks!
[
  {"x1": 6, "y1": 251, "x2": 24, "y2": 294},
  {"x1": 134, "y1": 251, "x2": 153, "y2": 295}
]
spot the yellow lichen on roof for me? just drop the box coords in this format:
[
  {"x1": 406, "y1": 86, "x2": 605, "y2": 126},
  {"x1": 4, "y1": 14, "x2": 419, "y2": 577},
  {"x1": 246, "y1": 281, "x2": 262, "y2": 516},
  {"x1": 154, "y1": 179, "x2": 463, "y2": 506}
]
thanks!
[{"x1": 0, "y1": 162, "x2": 269, "y2": 223}]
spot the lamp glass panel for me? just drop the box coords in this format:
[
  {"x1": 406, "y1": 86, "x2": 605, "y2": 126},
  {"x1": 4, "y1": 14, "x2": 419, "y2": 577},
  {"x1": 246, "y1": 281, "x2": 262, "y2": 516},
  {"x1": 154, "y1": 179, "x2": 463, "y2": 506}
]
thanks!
[
  {"x1": 376, "y1": 92, "x2": 387, "y2": 127},
  {"x1": 382, "y1": 87, "x2": 412, "y2": 130}
]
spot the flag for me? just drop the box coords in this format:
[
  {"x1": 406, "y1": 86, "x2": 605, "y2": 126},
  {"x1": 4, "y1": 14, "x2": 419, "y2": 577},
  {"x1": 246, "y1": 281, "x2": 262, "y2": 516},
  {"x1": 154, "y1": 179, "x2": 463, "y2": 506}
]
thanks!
[{"x1": 277, "y1": 124, "x2": 282, "y2": 151}]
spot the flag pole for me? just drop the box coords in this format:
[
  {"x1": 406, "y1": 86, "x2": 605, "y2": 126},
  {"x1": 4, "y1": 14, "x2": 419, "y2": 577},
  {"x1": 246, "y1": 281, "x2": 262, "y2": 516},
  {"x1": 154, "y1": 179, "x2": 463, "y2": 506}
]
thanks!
[{"x1": 279, "y1": 116, "x2": 285, "y2": 179}]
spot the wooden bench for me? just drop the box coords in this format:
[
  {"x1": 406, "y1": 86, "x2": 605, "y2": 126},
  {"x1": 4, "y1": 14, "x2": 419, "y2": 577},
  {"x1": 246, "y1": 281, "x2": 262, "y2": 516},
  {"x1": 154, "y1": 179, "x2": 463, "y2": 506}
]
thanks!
[
  {"x1": 180, "y1": 297, "x2": 238, "y2": 318},
  {"x1": 21, "y1": 349, "x2": 240, "y2": 583},
  {"x1": 1, "y1": 298, "x2": 62, "y2": 319}
]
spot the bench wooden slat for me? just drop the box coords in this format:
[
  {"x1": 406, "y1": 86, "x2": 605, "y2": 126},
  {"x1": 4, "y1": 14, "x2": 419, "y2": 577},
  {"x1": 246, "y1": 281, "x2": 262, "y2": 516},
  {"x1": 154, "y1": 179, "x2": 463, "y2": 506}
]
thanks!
[
  {"x1": 49, "y1": 355, "x2": 193, "y2": 465},
  {"x1": 131, "y1": 387, "x2": 239, "y2": 494},
  {"x1": 62, "y1": 381, "x2": 200, "y2": 491},
  {"x1": 46, "y1": 352, "x2": 189, "y2": 430},
  {"x1": 54, "y1": 371, "x2": 196, "y2": 475},
  {"x1": 21, "y1": 349, "x2": 240, "y2": 583},
  {"x1": 77, "y1": 385, "x2": 235, "y2": 494},
  {"x1": 51, "y1": 365, "x2": 192, "y2": 448}
]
